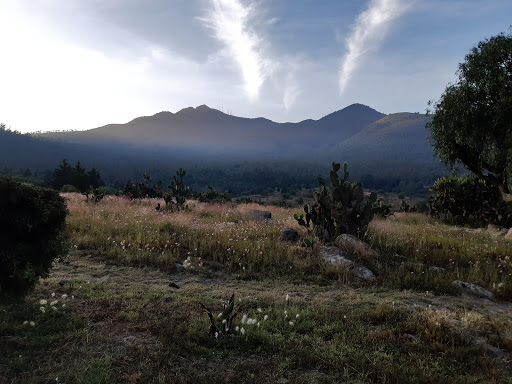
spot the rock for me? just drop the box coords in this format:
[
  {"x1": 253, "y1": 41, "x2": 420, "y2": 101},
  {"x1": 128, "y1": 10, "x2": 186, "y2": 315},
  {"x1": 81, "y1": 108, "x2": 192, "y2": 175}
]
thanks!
[
  {"x1": 487, "y1": 224, "x2": 507, "y2": 236},
  {"x1": 319, "y1": 246, "x2": 374, "y2": 280},
  {"x1": 505, "y1": 227, "x2": 512, "y2": 240},
  {"x1": 175, "y1": 263, "x2": 185, "y2": 273},
  {"x1": 428, "y1": 266, "x2": 446, "y2": 273},
  {"x1": 248, "y1": 210, "x2": 272, "y2": 220},
  {"x1": 279, "y1": 227, "x2": 299, "y2": 242},
  {"x1": 472, "y1": 337, "x2": 504, "y2": 357},
  {"x1": 334, "y1": 234, "x2": 378, "y2": 257},
  {"x1": 169, "y1": 282, "x2": 180, "y2": 289},
  {"x1": 319, "y1": 246, "x2": 354, "y2": 267},
  {"x1": 58, "y1": 280, "x2": 73, "y2": 286},
  {"x1": 452, "y1": 280, "x2": 493, "y2": 299},
  {"x1": 352, "y1": 264, "x2": 375, "y2": 280}
]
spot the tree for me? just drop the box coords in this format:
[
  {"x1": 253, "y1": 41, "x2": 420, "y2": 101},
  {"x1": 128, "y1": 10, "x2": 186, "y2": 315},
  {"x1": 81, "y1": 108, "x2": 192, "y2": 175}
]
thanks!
[{"x1": 426, "y1": 32, "x2": 512, "y2": 202}]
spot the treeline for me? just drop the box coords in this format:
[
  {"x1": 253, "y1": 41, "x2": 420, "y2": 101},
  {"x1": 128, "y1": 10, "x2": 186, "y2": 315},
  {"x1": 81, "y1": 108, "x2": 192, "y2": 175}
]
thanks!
[{"x1": 46, "y1": 159, "x2": 102, "y2": 192}]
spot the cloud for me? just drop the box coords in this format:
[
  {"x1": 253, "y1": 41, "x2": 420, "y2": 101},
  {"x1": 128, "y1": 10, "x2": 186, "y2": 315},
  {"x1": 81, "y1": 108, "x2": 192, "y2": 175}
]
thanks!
[
  {"x1": 339, "y1": 0, "x2": 409, "y2": 95},
  {"x1": 201, "y1": 0, "x2": 270, "y2": 100}
]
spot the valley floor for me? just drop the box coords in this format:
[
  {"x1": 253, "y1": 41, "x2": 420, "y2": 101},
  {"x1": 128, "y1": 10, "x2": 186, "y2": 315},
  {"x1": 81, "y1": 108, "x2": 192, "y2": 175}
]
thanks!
[{"x1": 1, "y1": 195, "x2": 512, "y2": 383}]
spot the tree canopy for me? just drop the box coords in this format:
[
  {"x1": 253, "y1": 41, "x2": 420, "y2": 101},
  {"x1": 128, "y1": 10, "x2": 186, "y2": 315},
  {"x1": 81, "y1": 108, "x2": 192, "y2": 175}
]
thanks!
[
  {"x1": 47, "y1": 159, "x2": 102, "y2": 192},
  {"x1": 426, "y1": 32, "x2": 512, "y2": 200}
]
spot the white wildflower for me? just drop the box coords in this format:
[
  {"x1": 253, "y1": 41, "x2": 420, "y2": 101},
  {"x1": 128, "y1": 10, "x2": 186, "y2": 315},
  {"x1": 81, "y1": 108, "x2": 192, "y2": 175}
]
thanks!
[
  {"x1": 40, "y1": 307, "x2": 46, "y2": 313},
  {"x1": 264, "y1": 315, "x2": 268, "y2": 321},
  {"x1": 222, "y1": 319, "x2": 227, "y2": 324},
  {"x1": 50, "y1": 300, "x2": 58, "y2": 306},
  {"x1": 240, "y1": 327, "x2": 245, "y2": 335},
  {"x1": 289, "y1": 321, "x2": 294, "y2": 326},
  {"x1": 61, "y1": 294, "x2": 68, "y2": 299},
  {"x1": 51, "y1": 293, "x2": 55, "y2": 297},
  {"x1": 39, "y1": 299, "x2": 47, "y2": 305},
  {"x1": 23, "y1": 321, "x2": 28, "y2": 325},
  {"x1": 52, "y1": 306, "x2": 57, "y2": 311},
  {"x1": 241, "y1": 314, "x2": 247, "y2": 324},
  {"x1": 257, "y1": 308, "x2": 262, "y2": 313},
  {"x1": 286, "y1": 294, "x2": 289, "y2": 301},
  {"x1": 296, "y1": 314, "x2": 300, "y2": 319},
  {"x1": 235, "y1": 326, "x2": 240, "y2": 332},
  {"x1": 29, "y1": 321, "x2": 35, "y2": 326}
]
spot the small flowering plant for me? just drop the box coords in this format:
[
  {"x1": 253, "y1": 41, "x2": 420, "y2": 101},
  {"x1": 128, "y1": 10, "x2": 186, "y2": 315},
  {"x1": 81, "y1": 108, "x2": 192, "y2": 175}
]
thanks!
[
  {"x1": 200, "y1": 293, "x2": 238, "y2": 337},
  {"x1": 182, "y1": 254, "x2": 203, "y2": 270}
]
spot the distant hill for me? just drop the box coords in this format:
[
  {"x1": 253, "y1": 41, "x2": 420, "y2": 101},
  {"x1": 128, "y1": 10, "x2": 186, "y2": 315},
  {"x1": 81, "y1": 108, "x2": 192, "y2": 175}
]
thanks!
[
  {"x1": 36, "y1": 103, "x2": 387, "y2": 154},
  {"x1": 1, "y1": 104, "x2": 446, "y2": 196}
]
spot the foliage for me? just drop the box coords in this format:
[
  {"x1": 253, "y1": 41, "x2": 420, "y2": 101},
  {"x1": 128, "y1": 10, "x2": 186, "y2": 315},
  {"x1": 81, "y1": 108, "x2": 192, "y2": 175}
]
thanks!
[
  {"x1": 200, "y1": 293, "x2": 237, "y2": 337},
  {"x1": 122, "y1": 173, "x2": 163, "y2": 200},
  {"x1": 294, "y1": 162, "x2": 377, "y2": 241},
  {"x1": 373, "y1": 199, "x2": 392, "y2": 217},
  {"x1": 0, "y1": 178, "x2": 68, "y2": 298},
  {"x1": 400, "y1": 199, "x2": 416, "y2": 213},
  {"x1": 48, "y1": 159, "x2": 101, "y2": 193},
  {"x1": 61, "y1": 184, "x2": 79, "y2": 193},
  {"x1": 426, "y1": 32, "x2": 512, "y2": 201},
  {"x1": 82, "y1": 186, "x2": 105, "y2": 203},
  {"x1": 428, "y1": 176, "x2": 512, "y2": 227},
  {"x1": 164, "y1": 168, "x2": 192, "y2": 210},
  {"x1": 196, "y1": 185, "x2": 231, "y2": 203}
]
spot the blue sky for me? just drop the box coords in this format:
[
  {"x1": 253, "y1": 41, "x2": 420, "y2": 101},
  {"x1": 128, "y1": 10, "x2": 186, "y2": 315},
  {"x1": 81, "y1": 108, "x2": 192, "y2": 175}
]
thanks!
[{"x1": 1, "y1": 0, "x2": 511, "y2": 133}]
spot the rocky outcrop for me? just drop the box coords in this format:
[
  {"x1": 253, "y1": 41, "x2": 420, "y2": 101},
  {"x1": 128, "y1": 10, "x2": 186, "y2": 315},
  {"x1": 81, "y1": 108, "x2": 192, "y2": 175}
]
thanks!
[
  {"x1": 452, "y1": 280, "x2": 492, "y2": 299},
  {"x1": 279, "y1": 227, "x2": 299, "y2": 242},
  {"x1": 319, "y1": 246, "x2": 375, "y2": 280},
  {"x1": 248, "y1": 210, "x2": 272, "y2": 220}
]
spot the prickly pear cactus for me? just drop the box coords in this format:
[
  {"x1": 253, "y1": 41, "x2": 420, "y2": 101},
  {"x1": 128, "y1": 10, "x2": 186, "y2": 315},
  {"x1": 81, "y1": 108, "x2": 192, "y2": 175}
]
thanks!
[
  {"x1": 164, "y1": 167, "x2": 191, "y2": 210},
  {"x1": 295, "y1": 162, "x2": 378, "y2": 241}
]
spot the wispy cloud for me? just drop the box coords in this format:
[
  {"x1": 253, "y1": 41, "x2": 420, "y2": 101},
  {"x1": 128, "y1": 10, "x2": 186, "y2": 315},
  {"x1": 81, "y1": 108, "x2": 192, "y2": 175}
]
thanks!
[
  {"x1": 339, "y1": 0, "x2": 409, "y2": 95},
  {"x1": 201, "y1": 0, "x2": 269, "y2": 100}
]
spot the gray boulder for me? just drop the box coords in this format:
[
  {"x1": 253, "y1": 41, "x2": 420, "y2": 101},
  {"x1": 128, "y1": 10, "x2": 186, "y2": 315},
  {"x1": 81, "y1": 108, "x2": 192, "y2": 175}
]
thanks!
[
  {"x1": 249, "y1": 209, "x2": 272, "y2": 220},
  {"x1": 487, "y1": 224, "x2": 507, "y2": 237},
  {"x1": 319, "y1": 246, "x2": 375, "y2": 280},
  {"x1": 452, "y1": 280, "x2": 492, "y2": 299},
  {"x1": 279, "y1": 227, "x2": 299, "y2": 242},
  {"x1": 335, "y1": 234, "x2": 378, "y2": 257},
  {"x1": 505, "y1": 227, "x2": 512, "y2": 240}
]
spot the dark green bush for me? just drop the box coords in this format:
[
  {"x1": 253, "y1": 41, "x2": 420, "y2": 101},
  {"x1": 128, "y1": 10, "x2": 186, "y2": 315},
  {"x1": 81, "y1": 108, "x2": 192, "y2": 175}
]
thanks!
[
  {"x1": 428, "y1": 176, "x2": 512, "y2": 227},
  {"x1": 294, "y1": 162, "x2": 377, "y2": 241},
  {"x1": 61, "y1": 184, "x2": 79, "y2": 193},
  {"x1": 0, "y1": 178, "x2": 68, "y2": 298}
]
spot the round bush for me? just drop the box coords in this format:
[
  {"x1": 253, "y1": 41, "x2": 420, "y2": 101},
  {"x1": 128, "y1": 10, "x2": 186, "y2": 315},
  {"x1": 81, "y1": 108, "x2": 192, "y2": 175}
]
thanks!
[
  {"x1": 61, "y1": 184, "x2": 79, "y2": 193},
  {"x1": 0, "y1": 178, "x2": 68, "y2": 298}
]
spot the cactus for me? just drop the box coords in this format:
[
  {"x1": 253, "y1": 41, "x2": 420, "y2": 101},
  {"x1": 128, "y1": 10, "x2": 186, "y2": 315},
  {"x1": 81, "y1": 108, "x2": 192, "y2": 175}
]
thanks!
[
  {"x1": 295, "y1": 162, "x2": 378, "y2": 241},
  {"x1": 373, "y1": 199, "x2": 392, "y2": 217},
  {"x1": 164, "y1": 167, "x2": 191, "y2": 211}
]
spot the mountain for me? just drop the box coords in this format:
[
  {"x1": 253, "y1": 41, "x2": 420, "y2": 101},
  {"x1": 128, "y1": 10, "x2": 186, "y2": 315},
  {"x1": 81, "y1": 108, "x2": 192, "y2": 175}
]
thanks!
[
  {"x1": 37, "y1": 103, "x2": 387, "y2": 154},
  {"x1": 1, "y1": 104, "x2": 445, "y2": 197}
]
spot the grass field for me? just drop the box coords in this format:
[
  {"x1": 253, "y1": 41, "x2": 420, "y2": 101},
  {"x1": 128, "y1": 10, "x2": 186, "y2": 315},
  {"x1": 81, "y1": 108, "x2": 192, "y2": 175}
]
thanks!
[{"x1": 1, "y1": 194, "x2": 511, "y2": 383}]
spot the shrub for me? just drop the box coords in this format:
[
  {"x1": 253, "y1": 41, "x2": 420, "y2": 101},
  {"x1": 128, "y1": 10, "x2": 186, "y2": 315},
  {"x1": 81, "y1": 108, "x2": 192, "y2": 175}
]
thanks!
[
  {"x1": 294, "y1": 162, "x2": 377, "y2": 241},
  {"x1": 61, "y1": 184, "x2": 79, "y2": 193},
  {"x1": 428, "y1": 176, "x2": 512, "y2": 227},
  {"x1": 0, "y1": 178, "x2": 68, "y2": 298}
]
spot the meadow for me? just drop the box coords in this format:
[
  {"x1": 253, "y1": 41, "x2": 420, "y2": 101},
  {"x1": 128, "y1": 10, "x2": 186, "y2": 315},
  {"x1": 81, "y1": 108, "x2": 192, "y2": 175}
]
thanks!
[{"x1": 1, "y1": 193, "x2": 511, "y2": 383}]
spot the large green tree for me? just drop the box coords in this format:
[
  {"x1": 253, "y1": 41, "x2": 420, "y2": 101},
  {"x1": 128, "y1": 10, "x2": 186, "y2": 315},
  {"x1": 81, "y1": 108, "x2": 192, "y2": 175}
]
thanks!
[{"x1": 426, "y1": 32, "x2": 512, "y2": 201}]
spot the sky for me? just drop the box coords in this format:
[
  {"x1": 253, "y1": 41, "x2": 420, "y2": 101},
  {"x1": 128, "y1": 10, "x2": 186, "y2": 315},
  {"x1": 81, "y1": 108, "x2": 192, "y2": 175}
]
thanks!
[{"x1": 1, "y1": 0, "x2": 511, "y2": 133}]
